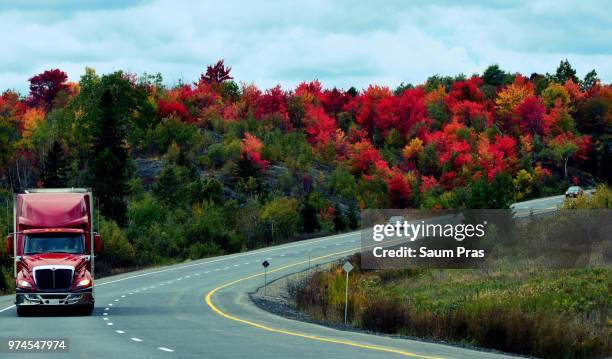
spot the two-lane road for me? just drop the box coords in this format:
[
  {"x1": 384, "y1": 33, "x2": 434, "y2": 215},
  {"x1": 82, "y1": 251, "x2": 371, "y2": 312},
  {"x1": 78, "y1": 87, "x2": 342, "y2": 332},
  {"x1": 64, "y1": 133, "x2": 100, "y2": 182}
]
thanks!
[{"x1": 0, "y1": 195, "x2": 569, "y2": 358}]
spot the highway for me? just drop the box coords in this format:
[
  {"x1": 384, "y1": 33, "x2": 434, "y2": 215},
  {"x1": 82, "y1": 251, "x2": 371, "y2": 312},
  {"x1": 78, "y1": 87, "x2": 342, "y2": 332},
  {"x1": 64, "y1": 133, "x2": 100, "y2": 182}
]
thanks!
[{"x1": 0, "y1": 195, "x2": 569, "y2": 359}]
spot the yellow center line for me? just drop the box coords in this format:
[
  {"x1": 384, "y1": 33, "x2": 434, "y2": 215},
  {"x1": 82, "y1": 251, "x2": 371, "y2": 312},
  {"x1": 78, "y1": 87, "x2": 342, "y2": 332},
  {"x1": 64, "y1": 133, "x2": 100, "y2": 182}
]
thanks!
[{"x1": 204, "y1": 246, "x2": 445, "y2": 359}]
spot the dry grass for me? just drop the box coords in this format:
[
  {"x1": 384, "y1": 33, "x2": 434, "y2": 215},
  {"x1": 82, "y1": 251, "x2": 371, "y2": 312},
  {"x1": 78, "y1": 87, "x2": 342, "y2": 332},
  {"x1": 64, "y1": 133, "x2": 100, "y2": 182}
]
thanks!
[{"x1": 293, "y1": 254, "x2": 611, "y2": 358}]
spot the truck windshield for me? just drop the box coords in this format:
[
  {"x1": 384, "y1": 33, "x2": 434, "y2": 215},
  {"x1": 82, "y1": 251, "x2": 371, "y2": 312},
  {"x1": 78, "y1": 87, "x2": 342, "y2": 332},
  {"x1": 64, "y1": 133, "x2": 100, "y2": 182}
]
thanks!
[{"x1": 24, "y1": 233, "x2": 84, "y2": 254}]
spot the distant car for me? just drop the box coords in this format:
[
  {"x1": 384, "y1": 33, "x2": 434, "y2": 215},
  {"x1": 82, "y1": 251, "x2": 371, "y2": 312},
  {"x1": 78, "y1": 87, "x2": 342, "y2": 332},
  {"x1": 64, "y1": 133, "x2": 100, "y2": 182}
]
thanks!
[
  {"x1": 565, "y1": 186, "x2": 584, "y2": 198},
  {"x1": 388, "y1": 215, "x2": 406, "y2": 225}
]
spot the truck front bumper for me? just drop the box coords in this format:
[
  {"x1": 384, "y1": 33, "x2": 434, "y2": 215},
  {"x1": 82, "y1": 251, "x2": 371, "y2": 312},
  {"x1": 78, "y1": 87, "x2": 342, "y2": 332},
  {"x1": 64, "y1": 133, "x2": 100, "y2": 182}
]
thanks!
[{"x1": 16, "y1": 289, "x2": 94, "y2": 306}]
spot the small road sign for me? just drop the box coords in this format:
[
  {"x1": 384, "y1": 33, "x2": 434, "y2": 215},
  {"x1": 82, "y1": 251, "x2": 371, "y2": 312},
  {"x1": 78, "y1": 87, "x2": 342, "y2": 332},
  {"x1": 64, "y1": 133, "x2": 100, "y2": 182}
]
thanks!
[
  {"x1": 262, "y1": 260, "x2": 270, "y2": 296},
  {"x1": 342, "y1": 261, "x2": 353, "y2": 325}
]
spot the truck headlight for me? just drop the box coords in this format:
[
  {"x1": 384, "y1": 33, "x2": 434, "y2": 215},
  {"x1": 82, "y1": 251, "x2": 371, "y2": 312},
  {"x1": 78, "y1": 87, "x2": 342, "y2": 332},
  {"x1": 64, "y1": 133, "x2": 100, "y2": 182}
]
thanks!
[
  {"x1": 18, "y1": 280, "x2": 32, "y2": 288},
  {"x1": 78, "y1": 279, "x2": 91, "y2": 287}
]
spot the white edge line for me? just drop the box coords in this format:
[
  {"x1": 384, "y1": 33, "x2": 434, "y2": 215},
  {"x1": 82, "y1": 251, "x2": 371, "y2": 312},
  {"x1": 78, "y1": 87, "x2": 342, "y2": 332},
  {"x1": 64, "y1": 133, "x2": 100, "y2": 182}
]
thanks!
[{"x1": 0, "y1": 305, "x2": 15, "y2": 313}]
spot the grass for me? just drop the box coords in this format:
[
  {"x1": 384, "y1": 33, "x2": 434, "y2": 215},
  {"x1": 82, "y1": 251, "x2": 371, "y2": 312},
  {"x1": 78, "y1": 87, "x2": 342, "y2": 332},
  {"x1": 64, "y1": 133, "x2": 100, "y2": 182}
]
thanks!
[{"x1": 293, "y1": 254, "x2": 611, "y2": 359}]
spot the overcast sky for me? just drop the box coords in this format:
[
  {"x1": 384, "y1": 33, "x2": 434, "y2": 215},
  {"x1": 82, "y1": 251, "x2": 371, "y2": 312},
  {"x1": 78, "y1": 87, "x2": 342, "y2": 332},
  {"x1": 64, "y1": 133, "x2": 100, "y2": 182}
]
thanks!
[{"x1": 1, "y1": 0, "x2": 610, "y2": 93}]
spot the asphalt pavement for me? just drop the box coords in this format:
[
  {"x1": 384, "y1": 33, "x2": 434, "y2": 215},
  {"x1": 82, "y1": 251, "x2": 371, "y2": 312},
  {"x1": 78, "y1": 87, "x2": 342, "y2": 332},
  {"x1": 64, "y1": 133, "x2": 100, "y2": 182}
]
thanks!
[{"x1": 0, "y1": 195, "x2": 570, "y2": 358}]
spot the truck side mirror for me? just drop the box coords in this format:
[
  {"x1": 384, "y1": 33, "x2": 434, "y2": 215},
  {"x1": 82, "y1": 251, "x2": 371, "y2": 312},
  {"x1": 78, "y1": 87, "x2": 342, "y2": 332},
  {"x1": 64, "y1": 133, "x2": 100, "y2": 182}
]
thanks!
[
  {"x1": 6, "y1": 234, "x2": 13, "y2": 258},
  {"x1": 94, "y1": 233, "x2": 102, "y2": 254}
]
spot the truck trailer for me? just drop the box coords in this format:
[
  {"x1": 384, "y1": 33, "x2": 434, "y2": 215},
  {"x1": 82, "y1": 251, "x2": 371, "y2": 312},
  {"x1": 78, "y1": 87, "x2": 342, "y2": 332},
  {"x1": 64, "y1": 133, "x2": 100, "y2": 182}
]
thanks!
[{"x1": 5, "y1": 188, "x2": 102, "y2": 316}]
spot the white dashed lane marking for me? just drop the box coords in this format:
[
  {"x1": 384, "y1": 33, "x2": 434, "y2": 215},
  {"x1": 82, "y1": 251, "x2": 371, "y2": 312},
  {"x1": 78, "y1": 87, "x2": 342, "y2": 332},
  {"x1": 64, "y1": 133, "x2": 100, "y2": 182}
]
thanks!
[
  {"x1": 131, "y1": 338, "x2": 143, "y2": 342},
  {"x1": 115, "y1": 330, "x2": 125, "y2": 334},
  {"x1": 158, "y1": 347, "x2": 174, "y2": 352},
  {"x1": 107, "y1": 323, "x2": 114, "y2": 326}
]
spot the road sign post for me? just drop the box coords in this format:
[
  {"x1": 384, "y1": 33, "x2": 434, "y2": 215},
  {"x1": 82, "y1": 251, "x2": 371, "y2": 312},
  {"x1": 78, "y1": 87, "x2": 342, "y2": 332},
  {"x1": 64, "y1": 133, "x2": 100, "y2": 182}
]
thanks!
[
  {"x1": 262, "y1": 260, "x2": 270, "y2": 296},
  {"x1": 342, "y1": 261, "x2": 354, "y2": 325}
]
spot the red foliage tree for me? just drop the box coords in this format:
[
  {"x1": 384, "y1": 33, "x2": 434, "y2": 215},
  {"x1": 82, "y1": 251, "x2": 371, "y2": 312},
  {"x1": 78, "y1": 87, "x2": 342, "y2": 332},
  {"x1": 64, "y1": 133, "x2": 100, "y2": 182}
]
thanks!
[
  {"x1": 27, "y1": 69, "x2": 69, "y2": 109},
  {"x1": 446, "y1": 76, "x2": 484, "y2": 108},
  {"x1": 157, "y1": 98, "x2": 189, "y2": 121},
  {"x1": 449, "y1": 100, "x2": 491, "y2": 129},
  {"x1": 295, "y1": 81, "x2": 323, "y2": 102},
  {"x1": 303, "y1": 105, "x2": 336, "y2": 147},
  {"x1": 348, "y1": 140, "x2": 383, "y2": 175},
  {"x1": 199, "y1": 59, "x2": 233, "y2": 84},
  {"x1": 420, "y1": 175, "x2": 439, "y2": 193},
  {"x1": 255, "y1": 86, "x2": 290, "y2": 128},
  {"x1": 375, "y1": 88, "x2": 430, "y2": 138},
  {"x1": 352, "y1": 85, "x2": 392, "y2": 134},
  {"x1": 241, "y1": 133, "x2": 269, "y2": 172},
  {"x1": 514, "y1": 96, "x2": 547, "y2": 135},
  {"x1": 386, "y1": 172, "x2": 412, "y2": 208},
  {"x1": 321, "y1": 87, "x2": 350, "y2": 116}
]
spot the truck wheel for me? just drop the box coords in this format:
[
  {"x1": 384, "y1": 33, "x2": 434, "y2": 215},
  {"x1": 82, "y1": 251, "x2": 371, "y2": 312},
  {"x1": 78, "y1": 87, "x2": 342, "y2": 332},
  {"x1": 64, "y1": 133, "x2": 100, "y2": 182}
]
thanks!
[{"x1": 16, "y1": 306, "x2": 30, "y2": 317}]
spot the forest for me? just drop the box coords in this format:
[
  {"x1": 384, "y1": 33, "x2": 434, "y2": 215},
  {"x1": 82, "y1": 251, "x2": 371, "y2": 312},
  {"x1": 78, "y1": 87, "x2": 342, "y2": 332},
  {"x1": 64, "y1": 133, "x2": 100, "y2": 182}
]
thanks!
[{"x1": 0, "y1": 59, "x2": 610, "y2": 291}]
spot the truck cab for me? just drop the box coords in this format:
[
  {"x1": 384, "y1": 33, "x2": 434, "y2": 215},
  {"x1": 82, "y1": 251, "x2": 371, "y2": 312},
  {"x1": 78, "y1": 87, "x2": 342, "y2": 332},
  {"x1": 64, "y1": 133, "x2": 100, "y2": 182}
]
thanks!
[{"x1": 6, "y1": 189, "x2": 101, "y2": 316}]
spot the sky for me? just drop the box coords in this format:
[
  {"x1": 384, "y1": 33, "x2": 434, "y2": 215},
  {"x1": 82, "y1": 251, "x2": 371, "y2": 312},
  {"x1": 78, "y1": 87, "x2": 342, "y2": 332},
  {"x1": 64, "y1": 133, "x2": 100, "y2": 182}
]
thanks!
[{"x1": 1, "y1": 0, "x2": 610, "y2": 93}]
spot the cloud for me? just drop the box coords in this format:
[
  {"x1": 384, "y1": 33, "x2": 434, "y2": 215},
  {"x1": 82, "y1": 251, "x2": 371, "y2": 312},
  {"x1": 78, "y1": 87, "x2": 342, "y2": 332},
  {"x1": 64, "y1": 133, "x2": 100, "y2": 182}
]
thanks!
[{"x1": 0, "y1": 0, "x2": 610, "y2": 93}]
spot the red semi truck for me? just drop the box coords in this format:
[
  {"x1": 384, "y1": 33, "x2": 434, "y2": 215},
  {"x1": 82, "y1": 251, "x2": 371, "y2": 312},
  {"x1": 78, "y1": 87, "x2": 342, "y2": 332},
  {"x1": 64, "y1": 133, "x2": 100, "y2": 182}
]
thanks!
[{"x1": 5, "y1": 189, "x2": 102, "y2": 316}]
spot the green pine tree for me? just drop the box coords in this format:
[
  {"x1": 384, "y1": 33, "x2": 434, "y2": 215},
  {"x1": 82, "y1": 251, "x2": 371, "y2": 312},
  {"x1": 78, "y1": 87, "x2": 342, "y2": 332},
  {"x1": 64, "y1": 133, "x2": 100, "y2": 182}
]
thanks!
[
  {"x1": 88, "y1": 72, "x2": 136, "y2": 225},
  {"x1": 41, "y1": 140, "x2": 68, "y2": 188}
]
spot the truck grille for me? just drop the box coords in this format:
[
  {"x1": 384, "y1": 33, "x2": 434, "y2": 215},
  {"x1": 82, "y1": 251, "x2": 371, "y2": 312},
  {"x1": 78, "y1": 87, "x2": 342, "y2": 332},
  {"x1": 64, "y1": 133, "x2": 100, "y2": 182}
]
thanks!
[{"x1": 34, "y1": 269, "x2": 73, "y2": 291}]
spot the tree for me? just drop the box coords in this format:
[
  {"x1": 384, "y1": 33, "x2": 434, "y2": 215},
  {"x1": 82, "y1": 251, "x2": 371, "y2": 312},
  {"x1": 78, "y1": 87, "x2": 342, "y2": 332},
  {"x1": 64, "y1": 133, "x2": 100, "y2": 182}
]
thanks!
[
  {"x1": 199, "y1": 59, "x2": 233, "y2": 84},
  {"x1": 303, "y1": 105, "x2": 336, "y2": 147},
  {"x1": 88, "y1": 72, "x2": 136, "y2": 225},
  {"x1": 40, "y1": 140, "x2": 68, "y2": 188},
  {"x1": 301, "y1": 196, "x2": 320, "y2": 233},
  {"x1": 554, "y1": 59, "x2": 579, "y2": 84},
  {"x1": 495, "y1": 75, "x2": 534, "y2": 115},
  {"x1": 482, "y1": 64, "x2": 507, "y2": 87},
  {"x1": 514, "y1": 97, "x2": 547, "y2": 135},
  {"x1": 261, "y1": 197, "x2": 300, "y2": 242},
  {"x1": 582, "y1": 70, "x2": 599, "y2": 91},
  {"x1": 346, "y1": 86, "x2": 358, "y2": 97},
  {"x1": 333, "y1": 204, "x2": 347, "y2": 232},
  {"x1": 386, "y1": 173, "x2": 412, "y2": 208},
  {"x1": 346, "y1": 203, "x2": 360, "y2": 229},
  {"x1": 27, "y1": 69, "x2": 69, "y2": 109},
  {"x1": 548, "y1": 133, "x2": 580, "y2": 181},
  {"x1": 153, "y1": 162, "x2": 191, "y2": 206},
  {"x1": 238, "y1": 133, "x2": 269, "y2": 174},
  {"x1": 202, "y1": 178, "x2": 224, "y2": 204},
  {"x1": 489, "y1": 172, "x2": 515, "y2": 208},
  {"x1": 467, "y1": 173, "x2": 514, "y2": 208}
]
